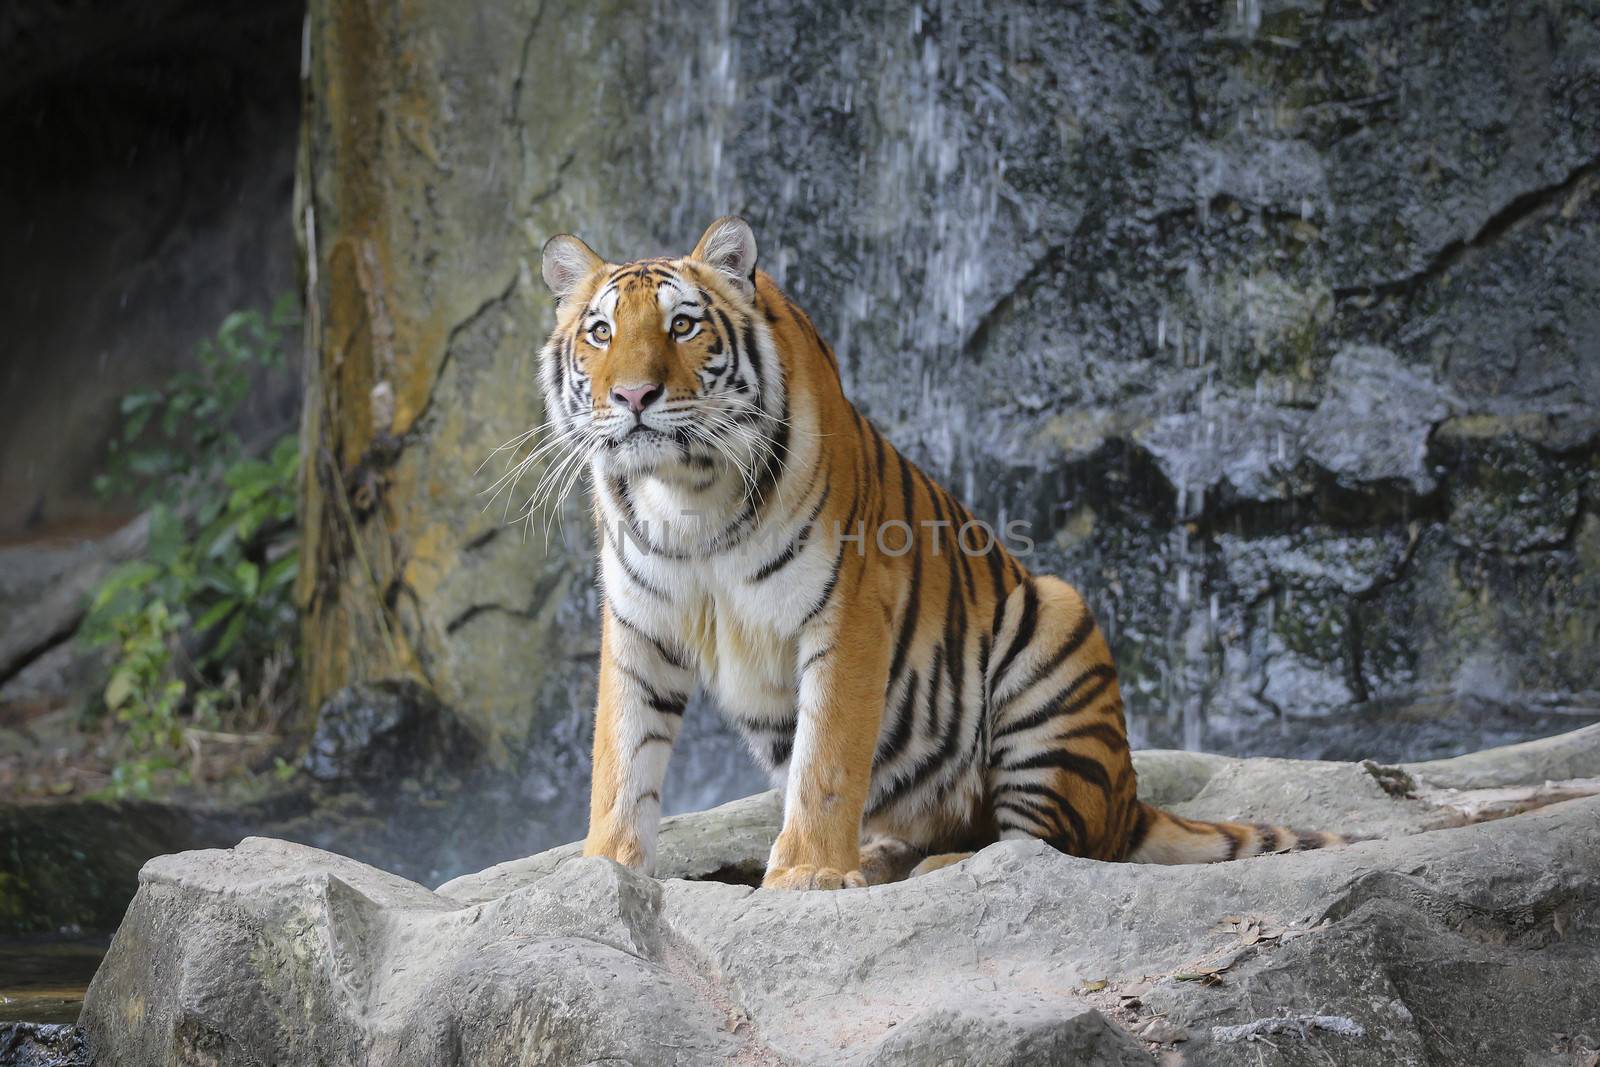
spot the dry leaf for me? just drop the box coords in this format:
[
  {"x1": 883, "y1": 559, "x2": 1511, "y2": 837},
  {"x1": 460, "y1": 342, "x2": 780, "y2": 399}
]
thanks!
[{"x1": 1173, "y1": 971, "x2": 1223, "y2": 985}]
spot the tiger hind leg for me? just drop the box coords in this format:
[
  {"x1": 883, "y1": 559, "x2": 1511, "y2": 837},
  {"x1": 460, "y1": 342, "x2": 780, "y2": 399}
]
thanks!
[
  {"x1": 858, "y1": 838, "x2": 976, "y2": 882},
  {"x1": 984, "y1": 576, "x2": 1141, "y2": 861},
  {"x1": 858, "y1": 834, "x2": 924, "y2": 885},
  {"x1": 908, "y1": 852, "x2": 973, "y2": 877}
]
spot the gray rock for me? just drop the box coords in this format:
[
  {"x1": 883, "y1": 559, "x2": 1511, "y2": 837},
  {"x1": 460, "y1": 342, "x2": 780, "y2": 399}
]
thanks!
[
  {"x1": 1135, "y1": 397, "x2": 1310, "y2": 513},
  {"x1": 1399, "y1": 721, "x2": 1600, "y2": 792},
  {"x1": 292, "y1": 0, "x2": 1600, "y2": 768},
  {"x1": 0, "y1": 1023, "x2": 92, "y2": 1067},
  {"x1": 1303, "y1": 346, "x2": 1456, "y2": 493},
  {"x1": 303, "y1": 679, "x2": 482, "y2": 787},
  {"x1": 439, "y1": 790, "x2": 782, "y2": 904},
  {"x1": 81, "y1": 728, "x2": 1600, "y2": 1065},
  {"x1": 0, "y1": 515, "x2": 147, "y2": 682}
]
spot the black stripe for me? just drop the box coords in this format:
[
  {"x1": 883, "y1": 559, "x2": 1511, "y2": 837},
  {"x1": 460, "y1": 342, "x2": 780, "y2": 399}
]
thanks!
[
  {"x1": 606, "y1": 475, "x2": 669, "y2": 559},
  {"x1": 740, "y1": 320, "x2": 762, "y2": 391},
  {"x1": 997, "y1": 780, "x2": 1087, "y2": 849},
  {"x1": 611, "y1": 608, "x2": 690, "y2": 671},
  {"x1": 989, "y1": 581, "x2": 1039, "y2": 693},
  {"x1": 1057, "y1": 719, "x2": 1127, "y2": 750},
  {"x1": 983, "y1": 530, "x2": 1009, "y2": 609},
  {"x1": 716, "y1": 385, "x2": 791, "y2": 545},
  {"x1": 799, "y1": 482, "x2": 859, "y2": 626},
  {"x1": 799, "y1": 645, "x2": 833, "y2": 676},
  {"x1": 885, "y1": 452, "x2": 924, "y2": 686},
  {"x1": 994, "y1": 608, "x2": 1098, "y2": 714},
  {"x1": 616, "y1": 664, "x2": 688, "y2": 716},
  {"x1": 993, "y1": 796, "x2": 1056, "y2": 831},
  {"x1": 935, "y1": 484, "x2": 971, "y2": 787},
  {"x1": 606, "y1": 531, "x2": 669, "y2": 601},
  {"x1": 1124, "y1": 803, "x2": 1153, "y2": 858},
  {"x1": 973, "y1": 632, "x2": 992, "y2": 765},
  {"x1": 871, "y1": 646, "x2": 965, "y2": 814},
  {"x1": 873, "y1": 670, "x2": 920, "y2": 770},
  {"x1": 992, "y1": 665, "x2": 1117, "y2": 743},
  {"x1": 869, "y1": 421, "x2": 889, "y2": 494},
  {"x1": 1252, "y1": 823, "x2": 1285, "y2": 853},
  {"x1": 1294, "y1": 830, "x2": 1324, "y2": 851},
  {"x1": 1000, "y1": 747, "x2": 1114, "y2": 798},
  {"x1": 799, "y1": 539, "x2": 847, "y2": 626},
  {"x1": 939, "y1": 487, "x2": 981, "y2": 603},
  {"x1": 633, "y1": 731, "x2": 673, "y2": 755},
  {"x1": 751, "y1": 479, "x2": 830, "y2": 582},
  {"x1": 714, "y1": 306, "x2": 742, "y2": 380}
]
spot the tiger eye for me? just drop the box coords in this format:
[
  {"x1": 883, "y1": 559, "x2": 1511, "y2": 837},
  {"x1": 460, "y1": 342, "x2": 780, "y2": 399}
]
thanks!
[
  {"x1": 590, "y1": 322, "x2": 611, "y2": 343},
  {"x1": 671, "y1": 314, "x2": 694, "y2": 337}
]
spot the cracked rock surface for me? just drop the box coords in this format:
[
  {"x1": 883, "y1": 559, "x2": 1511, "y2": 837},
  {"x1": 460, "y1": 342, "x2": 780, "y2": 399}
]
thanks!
[
  {"x1": 80, "y1": 727, "x2": 1600, "y2": 1065},
  {"x1": 296, "y1": 0, "x2": 1600, "y2": 781}
]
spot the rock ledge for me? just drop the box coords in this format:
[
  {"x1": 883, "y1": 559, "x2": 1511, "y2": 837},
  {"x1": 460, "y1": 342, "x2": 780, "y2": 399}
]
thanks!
[{"x1": 81, "y1": 728, "x2": 1600, "y2": 1065}]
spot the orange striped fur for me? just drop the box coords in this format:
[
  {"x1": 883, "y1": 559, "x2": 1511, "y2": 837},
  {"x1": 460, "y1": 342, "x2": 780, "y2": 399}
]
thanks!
[{"x1": 535, "y1": 217, "x2": 1348, "y2": 889}]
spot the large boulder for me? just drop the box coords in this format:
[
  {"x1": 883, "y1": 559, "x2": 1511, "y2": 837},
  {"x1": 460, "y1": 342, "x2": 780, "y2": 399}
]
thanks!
[{"x1": 80, "y1": 727, "x2": 1600, "y2": 1065}]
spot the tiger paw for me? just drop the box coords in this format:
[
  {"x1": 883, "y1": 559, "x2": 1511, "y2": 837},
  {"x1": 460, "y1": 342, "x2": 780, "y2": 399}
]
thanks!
[
  {"x1": 582, "y1": 828, "x2": 648, "y2": 870},
  {"x1": 762, "y1": 864, "x2": 867, "y2": 891}
]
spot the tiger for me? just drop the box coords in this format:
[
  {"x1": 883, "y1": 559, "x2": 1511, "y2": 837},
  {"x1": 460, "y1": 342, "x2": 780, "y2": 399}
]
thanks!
[{"x1": 534, "y1": 216, "x2": 1347, "y2": 890}]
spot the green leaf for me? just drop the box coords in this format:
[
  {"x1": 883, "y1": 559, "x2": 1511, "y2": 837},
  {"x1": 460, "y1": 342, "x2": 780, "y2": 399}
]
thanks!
[
  {"x1": 123, "y1": 405, "x2": 155, "y2": 442},
  {"x1": 213, "y1": 612, "x2": 247, "y2": 660},
  {"x1": 193, "y1": 599, "x2": 239, "y2": 632},
  {"x1": 262, "y1": 554, "x2": 298, "y2": 591},
  {"x1": 204, "y1": 521, "x2": 238, "y2": 561},
  {"x1": 120, "y1": 392, "x2": 158, "y2": 414},
  {"x1": 147, "y1": 506, "x2": 184, "y2": 565},
  {"x1": 270, "y1": 435, "x2": 300, "y2": 468},
  {"x1": 234, "y1": 560, "x2": 260, "y2": 597},
  {"x1": 128, "y1": 451, "x2": 170, "y2": 478},
  {"x1": 89, "y1": 560, "x2": 161, "y2": 610},
  {"x1": 104, "y1": 670, "x2": 136, "y2": 711},
  {"x1": 218, "y1": 310, "x2": 255, "y2": 339}
]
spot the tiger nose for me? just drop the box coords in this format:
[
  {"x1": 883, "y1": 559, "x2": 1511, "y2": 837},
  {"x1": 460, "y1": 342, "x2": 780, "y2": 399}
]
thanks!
[{"x1": 610, "y1": 382, "x2": 663, "y2": 414}]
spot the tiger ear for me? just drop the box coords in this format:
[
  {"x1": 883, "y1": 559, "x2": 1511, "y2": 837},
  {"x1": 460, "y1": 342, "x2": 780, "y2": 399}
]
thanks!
[
  {"x1": 691, "y1": 216, "x2": 758, "y2": 298},
  {"x1": 541, "y1": 233, "x2": 604, "y2": 303}
]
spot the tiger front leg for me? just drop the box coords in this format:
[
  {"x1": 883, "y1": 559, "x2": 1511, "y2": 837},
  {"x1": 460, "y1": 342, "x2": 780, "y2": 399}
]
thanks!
[
  {"x1": 583, "y1": 605, "x2": 693, "y2": 873},
  {"x1": 763, "y1": 584, "x2": 890, "y2": 891}
]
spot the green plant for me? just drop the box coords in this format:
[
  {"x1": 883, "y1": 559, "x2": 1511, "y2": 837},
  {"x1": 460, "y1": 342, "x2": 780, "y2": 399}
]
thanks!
[
  {"x1": 83, "y1": 297, "x2": 302, "y2": 795},
  {"x1": 95, "y1": 294, "x2": 299, "y2": 504}
]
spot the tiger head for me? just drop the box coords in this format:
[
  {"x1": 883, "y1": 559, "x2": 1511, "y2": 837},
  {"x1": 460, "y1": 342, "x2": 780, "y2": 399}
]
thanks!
[{"x1": 537, "y1": 217, "x2": 784, "y2": 488}]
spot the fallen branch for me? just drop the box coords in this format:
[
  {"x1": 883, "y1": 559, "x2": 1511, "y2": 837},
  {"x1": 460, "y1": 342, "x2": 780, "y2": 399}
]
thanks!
[{"x1": 1417, "y1": 777, "x2": 1600, "y2": 828}]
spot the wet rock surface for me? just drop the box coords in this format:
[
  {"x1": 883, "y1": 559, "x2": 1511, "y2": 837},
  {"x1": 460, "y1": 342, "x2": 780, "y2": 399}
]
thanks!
[
  {"x1": 295, "y1": 0, "x2": 1600, "y2": 780},
  {"x1": 303, "y1": 679, "x2": 482, "y2": 787},
  {"x1": 79, "y1": 728, "x2": 1600, "y2": 1066},
  {"x1": 0, "y1": 1023, "x2": 92, "y2": 1067}
]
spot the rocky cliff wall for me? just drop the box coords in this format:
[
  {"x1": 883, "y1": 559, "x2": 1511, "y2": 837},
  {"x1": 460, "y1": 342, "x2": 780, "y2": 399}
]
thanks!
[{"x1": 297, "y1": 0, "x2": 1600, "y2": 798}]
